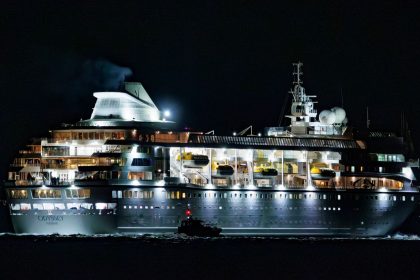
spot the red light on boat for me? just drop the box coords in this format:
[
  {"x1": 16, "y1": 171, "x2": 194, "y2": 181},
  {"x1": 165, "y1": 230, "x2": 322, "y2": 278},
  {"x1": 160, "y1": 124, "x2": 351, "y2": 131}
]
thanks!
[{"x1": 186, "y1": 209, "x2": 191, "y2": 216}]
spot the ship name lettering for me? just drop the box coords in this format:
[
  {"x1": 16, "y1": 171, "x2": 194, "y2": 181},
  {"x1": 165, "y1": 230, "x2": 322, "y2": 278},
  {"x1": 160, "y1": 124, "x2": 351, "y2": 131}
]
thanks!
[{"x1": 37, "y1": 216, "x2": 64, "y2": 222}]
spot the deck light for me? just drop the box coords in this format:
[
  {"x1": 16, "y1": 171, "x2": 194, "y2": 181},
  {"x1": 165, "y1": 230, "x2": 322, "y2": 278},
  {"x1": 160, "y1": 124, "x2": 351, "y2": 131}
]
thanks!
[{"x1": 164, "y1": 110, "x2": 170, "y2": 117}]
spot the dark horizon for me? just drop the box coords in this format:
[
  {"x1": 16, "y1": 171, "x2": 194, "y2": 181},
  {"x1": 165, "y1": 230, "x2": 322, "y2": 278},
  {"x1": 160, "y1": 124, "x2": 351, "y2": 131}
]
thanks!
[{"x1": 1, "y1": 1, "x2": 419, "y2": 179}]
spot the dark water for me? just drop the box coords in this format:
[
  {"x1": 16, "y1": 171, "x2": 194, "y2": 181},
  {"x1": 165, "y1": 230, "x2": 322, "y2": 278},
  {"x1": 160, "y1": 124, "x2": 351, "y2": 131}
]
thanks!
[{"x1": 1, "y1": 234, "x2": 420, "y2": 279}]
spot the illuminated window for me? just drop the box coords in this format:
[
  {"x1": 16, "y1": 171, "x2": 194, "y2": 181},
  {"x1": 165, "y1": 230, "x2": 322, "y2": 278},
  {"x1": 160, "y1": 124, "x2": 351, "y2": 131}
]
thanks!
[
  {"x1": 20, "y1": 203, "x2": 31, "y2": 210},
  {"x1": 65, "y1": 189, "x2": 90, "y2": 199},
  {"x1": 80, "y1": 203, "x2": 93, "y2": 209},
  {"x1": 8, "y1": 189, "x2": 28, "y2": 199},
  {"x1": 33, "y1": 203, "x2": 44, "y2": 210},
  {"x1": 54, "y1": 203, "x2": 65, "y2": 210},
  {"x1": 43, "y1": 203, "x2": 54, "y2": 210},
  {"x1": 67, "y1": 203, "x2": 80, "y2": 210},
  {"x1": 10, "y1": 204, "x2": 20, "y2": 210},
  {"x1": 32, "y1": 189, "x2": 62, "y2": 199}
]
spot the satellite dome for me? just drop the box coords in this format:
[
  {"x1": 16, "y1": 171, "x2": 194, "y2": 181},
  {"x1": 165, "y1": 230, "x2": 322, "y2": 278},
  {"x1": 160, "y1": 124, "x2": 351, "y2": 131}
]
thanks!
[
  {"x1": 319, "y1": 110, "x2": 336, "y2": 125},
  {"x1": 342, "y1": 117, "x2": 348, "y2": 125},
  {"x1": 331, "y1": 107, "x2": 346, "y2": 123}
]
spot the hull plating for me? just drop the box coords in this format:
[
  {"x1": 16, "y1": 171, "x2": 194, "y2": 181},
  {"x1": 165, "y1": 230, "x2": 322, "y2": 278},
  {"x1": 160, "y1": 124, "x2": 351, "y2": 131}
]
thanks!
[
  {"x1": 11, "y1": 214, "x2": 116, "y2": 235},
  {"x1": 5, "y1": 185, "x2": 419, "y2": 236}
]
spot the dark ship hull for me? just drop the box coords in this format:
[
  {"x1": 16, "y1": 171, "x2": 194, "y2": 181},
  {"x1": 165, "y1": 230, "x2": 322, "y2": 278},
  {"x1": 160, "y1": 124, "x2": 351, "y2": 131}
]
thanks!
[{"x1": 5, "y1": 184, "x2": 419, "y2": 236}]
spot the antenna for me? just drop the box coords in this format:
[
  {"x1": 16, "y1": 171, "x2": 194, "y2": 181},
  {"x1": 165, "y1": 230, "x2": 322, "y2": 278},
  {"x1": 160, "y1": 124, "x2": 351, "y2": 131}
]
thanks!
[
  {"x1": 366, "y1": 107, "x2": 370, "y2": 129},
  {"x1": 293, "y1": 62, "x2": 303, "y2": 86},
  {"x1": 278, "y1": 92, "x2": 290, "y2": 126}
]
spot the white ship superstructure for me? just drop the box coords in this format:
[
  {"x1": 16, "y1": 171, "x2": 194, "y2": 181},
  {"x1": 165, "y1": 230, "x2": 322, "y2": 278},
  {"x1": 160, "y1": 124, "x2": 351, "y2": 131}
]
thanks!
[{"x1": 3, "y1": 63, "x2": 419, "y2": 236}]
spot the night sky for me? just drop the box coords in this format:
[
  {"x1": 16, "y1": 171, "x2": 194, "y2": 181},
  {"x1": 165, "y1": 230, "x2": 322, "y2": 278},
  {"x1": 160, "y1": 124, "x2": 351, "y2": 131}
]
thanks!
[{"x1": 1, "y1": 1, "x2": 419, "y2": 179}]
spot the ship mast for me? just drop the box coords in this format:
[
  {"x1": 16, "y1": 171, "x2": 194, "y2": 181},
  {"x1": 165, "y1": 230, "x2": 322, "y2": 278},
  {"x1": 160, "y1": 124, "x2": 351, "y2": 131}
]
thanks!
[
  {"x1": 286, "y1": 62, "x2": 318, "y2": 134},
  {"x1": 292, "y1": 61, "x2": 303, "y2": 99}
]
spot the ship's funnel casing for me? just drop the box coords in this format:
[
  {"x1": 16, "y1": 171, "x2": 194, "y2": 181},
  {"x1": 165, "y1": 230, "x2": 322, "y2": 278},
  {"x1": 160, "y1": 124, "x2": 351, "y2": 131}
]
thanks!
[{"x1": 90, "y1": 82, "x2": 162, "y2": 122}]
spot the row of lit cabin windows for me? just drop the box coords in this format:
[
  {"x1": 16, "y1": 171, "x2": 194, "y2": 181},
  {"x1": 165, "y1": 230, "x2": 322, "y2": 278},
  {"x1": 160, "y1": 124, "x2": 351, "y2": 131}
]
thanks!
[
  {"x1": 119, "y1": 190, "x2": 416, "y2": 202},
  {"x1": 122, "y1": 204, "x2": 343, "y2": 212},
  {"x1": 10, "y1": 202, "x2": 116, "y2": 211},
  {"x1": 52, "y1": 131, "x2": 125, "y2": 141},
  {"x1": 8, "y1": 189, "x2": 91, "y2": 199},
  {"x1": 116, "y1": 190, "x2": 154, "y2": 199}
]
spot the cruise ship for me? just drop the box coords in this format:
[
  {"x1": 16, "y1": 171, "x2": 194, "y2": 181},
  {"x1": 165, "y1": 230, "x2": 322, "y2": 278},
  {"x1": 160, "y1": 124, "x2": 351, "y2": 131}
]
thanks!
[{"x1": 3, "y1": 62, "x2": 419, "y2": 236}]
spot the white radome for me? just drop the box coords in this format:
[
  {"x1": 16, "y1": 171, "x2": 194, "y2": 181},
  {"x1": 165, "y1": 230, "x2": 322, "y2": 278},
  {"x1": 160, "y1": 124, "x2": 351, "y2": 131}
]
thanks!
[
  {"x1": 319, "y1": 110, "x2": 336, "y2": 125},
  {"x1": 331, "y1": 107, "x2": 346, "y2": 123}
]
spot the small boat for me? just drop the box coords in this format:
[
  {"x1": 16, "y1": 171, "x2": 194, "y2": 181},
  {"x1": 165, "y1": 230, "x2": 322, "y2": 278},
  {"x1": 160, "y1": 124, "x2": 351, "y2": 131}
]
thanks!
[
  {"x1": 261, "y1": 168, "x2": 278, "y2": 176},
  {"x1": 177, "y1": 152, "x2": 210, "y2": 168},
  {"x1": 254, "y1": 166, "x2": 278, "y2": 177},
  {"x1": 216, "y1": 164, "x2": 234, "y2": 176},
  {"x1": 311, "y1": 167, "x2": 336, "y2": 179},
  {"x1": 178, "y1": 216, "x2": 222, "y2": 237}
]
